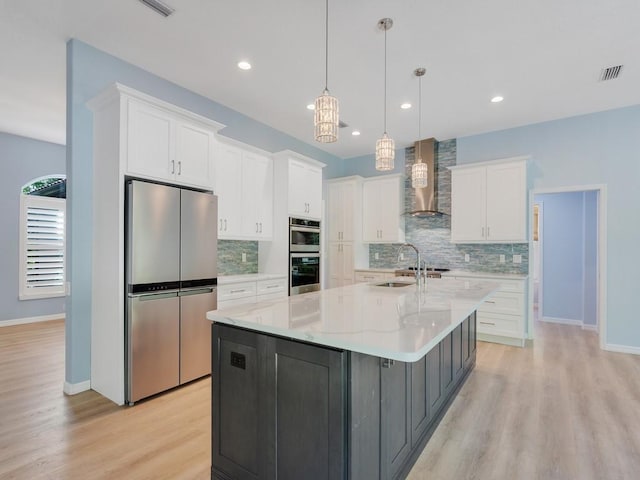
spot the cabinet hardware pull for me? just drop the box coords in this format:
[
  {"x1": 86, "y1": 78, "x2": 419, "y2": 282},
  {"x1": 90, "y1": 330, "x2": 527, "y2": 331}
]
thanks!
[
  {"x1": 482, "y1": 227, "x2": 485, "y2": 237},
  {"x1": 487, "y1": 226, "x2": 490, "y2": 237},
  {"x1": 230, "y1": 289, "x2": 246, "y2": 294},
  {"x1": 224, "y1": 219, "x2": 227, "y2": 231},
  {"x1": 171, "y1": 160, "x2": 175, "y2": 174},
  {"x1": 259, "y1": 223, "x2": 262, "y2": 233},
  {"x1": 485, "y1": 300, "x2": 496, "y2": 304},
  {"x1": 178, "y1": 161, "x2": 182, "y2": 175},
  {"x1": 219, "y1": 219, "x2": 223, "y2": 230},
  {"x1": 256, "y1": 222, "x2": 259, "y2": 233},
  {"x1": 479, "y1": 321, "x2": 495, "y2": 325},
  {"x1": 382, "y1": 358, "x2": 395, "y2": 368},
  {"x1": 266, "y1": 285, "x2": 279, "y2": 289}
]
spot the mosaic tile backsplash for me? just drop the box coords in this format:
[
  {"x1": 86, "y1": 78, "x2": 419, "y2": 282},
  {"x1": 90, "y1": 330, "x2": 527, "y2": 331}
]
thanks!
[
  {"x1": 218, "y1": 240, "x2": 258, "y2": 275},
  {"x1": 369, "y1": 139, "x2": 529, "y2": 275}
]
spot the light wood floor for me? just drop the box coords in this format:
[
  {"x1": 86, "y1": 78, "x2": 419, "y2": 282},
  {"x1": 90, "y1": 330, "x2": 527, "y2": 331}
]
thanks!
[{"x1": 1, "y1": 320, "x2": 639, "y2": 479}]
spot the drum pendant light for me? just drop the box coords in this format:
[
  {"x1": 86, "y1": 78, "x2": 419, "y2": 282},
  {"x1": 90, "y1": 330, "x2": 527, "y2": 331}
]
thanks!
[
  {"x1": 314, "y1": 0, "x2": 339, "y2": 143},
  {"x1": 412, "y1": 68, "x2": 428, "y2": 188},
  {"x1": 375, "y1": 18, "x2": 395, "y2": 171}
]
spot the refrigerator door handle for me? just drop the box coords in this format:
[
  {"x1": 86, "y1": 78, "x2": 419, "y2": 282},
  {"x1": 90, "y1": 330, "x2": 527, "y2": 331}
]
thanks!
[
  {"x1": 129, "y1": 292, "x2": 179, "y2": 301},
  {"x1": 179, "y1": 287, "x2": 215, "y2": 297}
]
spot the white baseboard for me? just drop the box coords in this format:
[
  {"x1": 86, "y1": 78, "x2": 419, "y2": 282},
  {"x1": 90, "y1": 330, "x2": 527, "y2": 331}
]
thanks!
[
  {"x1": 64, "y1": 380, "x2": 91, "y2": 395},
  {"x1": 582, "y1": 324, "x2": 598, "y2": 332},
  {"x1": 0, "y1": 313, "x2": 65, "y2": 327},
  {"x1": 541, "y1": 316, "x2": 582, "y2": 326},
  {"x1": 603, "y1": 343, "x2": 640, "y2": 356}
]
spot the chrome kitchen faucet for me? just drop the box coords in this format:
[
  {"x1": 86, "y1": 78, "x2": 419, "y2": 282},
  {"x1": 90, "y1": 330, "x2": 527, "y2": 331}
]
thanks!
[{"x1": 397, "y1": 243, "x2": 425, "y2": 288}]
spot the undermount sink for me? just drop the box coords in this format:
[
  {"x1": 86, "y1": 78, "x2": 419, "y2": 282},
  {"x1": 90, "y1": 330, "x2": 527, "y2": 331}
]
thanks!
[{"x1": 374, "y1": 281, "x2": 415, "y2": 288}]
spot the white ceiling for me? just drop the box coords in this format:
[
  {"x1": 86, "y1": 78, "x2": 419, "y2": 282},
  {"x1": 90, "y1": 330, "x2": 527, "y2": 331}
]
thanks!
[{"x1": 1, "y1": 0, "x2": 639, "y2": 159}]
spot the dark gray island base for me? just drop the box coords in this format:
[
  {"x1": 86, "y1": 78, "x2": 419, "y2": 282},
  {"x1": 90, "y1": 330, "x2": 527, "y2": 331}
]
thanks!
[{"x1": 211, "y1": 312, "x2": 477, "y2": 480}]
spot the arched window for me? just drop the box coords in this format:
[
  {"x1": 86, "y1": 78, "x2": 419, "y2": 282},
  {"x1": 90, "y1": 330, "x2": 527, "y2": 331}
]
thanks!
[{"x1": 19, "y1": 175, "x2": 66, "y2": 300}]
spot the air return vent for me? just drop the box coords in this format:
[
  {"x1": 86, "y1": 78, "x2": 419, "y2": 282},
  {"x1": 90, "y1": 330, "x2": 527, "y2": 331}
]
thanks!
[
  {"x1": 338, "y1": 120, "x2": 348, "y2": 129},
  {"x1": 139, "y1": 0, "x2": 174, "y2": 17},
  {"x1": 599, "y1": 65, "x2": 623, "y2": 82}
]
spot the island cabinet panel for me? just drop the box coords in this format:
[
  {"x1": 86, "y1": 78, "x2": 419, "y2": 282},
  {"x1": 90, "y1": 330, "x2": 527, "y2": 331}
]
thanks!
[
  {"x1": 381, "y1": 361, "x2": 412, "y2": 480},
  {"x1": 213, "y1": 314, "x2": 477, "y2": 480}
]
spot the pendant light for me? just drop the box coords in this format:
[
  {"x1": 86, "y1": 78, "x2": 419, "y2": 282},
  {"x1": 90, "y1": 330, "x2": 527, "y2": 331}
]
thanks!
[
  {"x1": 375, "y1": 18, "x2": 394, "y2": 171},
  {"x1": 412, "y1": 68, "x2": 428, "y2": 188},
  {"x1": 314, "y1": 0, "x2": 338, "y2": 143}
]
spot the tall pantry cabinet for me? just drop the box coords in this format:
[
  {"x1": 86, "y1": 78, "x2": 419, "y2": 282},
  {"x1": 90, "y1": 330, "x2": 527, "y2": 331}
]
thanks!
[{"x1": 326, "y1": 177, "x2": 368, "y2": 288}]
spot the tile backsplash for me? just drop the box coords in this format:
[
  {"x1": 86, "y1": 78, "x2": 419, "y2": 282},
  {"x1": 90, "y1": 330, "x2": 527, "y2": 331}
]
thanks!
[
  {"x1": 218, "y1": 240, "x2": 258, "y2": 275},
  {"x1": 369, "y1": 139, "x2": 529, "y2": 275}
]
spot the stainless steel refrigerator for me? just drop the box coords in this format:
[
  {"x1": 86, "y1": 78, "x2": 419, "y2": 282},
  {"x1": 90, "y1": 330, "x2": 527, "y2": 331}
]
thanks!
[{"x1": 125, "y1": 179, "x2": 217, "y2": 404}]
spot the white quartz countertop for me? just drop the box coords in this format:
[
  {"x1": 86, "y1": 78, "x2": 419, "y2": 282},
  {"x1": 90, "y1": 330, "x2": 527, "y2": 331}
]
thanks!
[
  {"x1": 354, "y1": 268, "x2": 397, "y2": 273},
  {"x1": 208, "y1": 278, "x2": 499, "y2": 362},
  {"x1": 441, "y1": 270, "x2": 528, "y2": 280},
  {"x1": 218, "y1": 273, "x2": 287, "y2": 285}
]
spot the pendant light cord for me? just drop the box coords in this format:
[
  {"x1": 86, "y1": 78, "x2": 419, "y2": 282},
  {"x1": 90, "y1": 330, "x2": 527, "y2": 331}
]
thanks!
[
  {"x1": 418, "y1": 73, "x2": 422, "y2": 161},
  {"x1": 383, "y1": 26, "x2": 387, "y2": 133},
  {"x1": 325, "y1": 0, "x2": 329, "y2": 90}
]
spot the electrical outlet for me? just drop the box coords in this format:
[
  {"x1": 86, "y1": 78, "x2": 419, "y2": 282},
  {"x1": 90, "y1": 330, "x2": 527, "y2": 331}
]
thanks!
[
  {"x1": 375, "y1": 252, "x2": 379, "y2": 260},
  {"x1": 499, "y1": 254, "x2": 505, "y2": 263},
  {"x1": 400, "y1": 252, "x2": 405, "y2": 261},
  {"x1": 513, "y1": 254, "x2": 522, "y2": 264},
  {"x1": 242, "y1": 252, "x2": 247, "y2": 263},
  {"x1": 464, "y1": 254, "x2": 470, "y2": 262}
]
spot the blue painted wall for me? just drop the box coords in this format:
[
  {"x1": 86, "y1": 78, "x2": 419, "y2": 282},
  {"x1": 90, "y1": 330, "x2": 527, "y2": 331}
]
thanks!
[
  {"x1": 66, "y1": 39, "x2": 345, "y2": 385},
  {"x1": 0, "y1": 132, "x2": 66, "y2": 322},
  {"x1": 536, "y1": 192, "x2": 587, "y2": 322},
  {"x1": 459, "y1": 106, "x2": 640, "y2": 347},
  {"x1": 342, "y1": 149, "x2": 406, "y2": 178}
]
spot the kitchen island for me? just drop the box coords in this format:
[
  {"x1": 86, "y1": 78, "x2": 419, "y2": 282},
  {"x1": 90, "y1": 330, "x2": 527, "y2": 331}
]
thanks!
[{"x1": 207, "y1": 278, "x2": 498, "y2": 480}]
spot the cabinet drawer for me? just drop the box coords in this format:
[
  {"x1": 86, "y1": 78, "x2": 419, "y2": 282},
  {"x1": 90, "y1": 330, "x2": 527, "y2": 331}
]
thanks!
[
  {"x1": 354, "y1": 272, "x2": 386, "y2": 283},
  {"x1": 478, "y1": 292, "x2": 524, "y2": 316},
  {"x1": 218, "y1": 282, "x2": 257, "y2": 302},
  {"x1": 495, "y1": 280, "x2": 525, "y2": 293},
  {"x1": 477, "y1": 312, "x2": 522, "y2": 337},
  {"x1": 257, "y1": 278, "x2": 287, "y2": 297}
]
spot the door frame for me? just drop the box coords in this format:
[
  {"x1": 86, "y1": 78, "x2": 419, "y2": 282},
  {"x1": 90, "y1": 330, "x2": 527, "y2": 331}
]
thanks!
[
  {"x1": 528, "y1": 184, "x2": 607, "y2": 349},
  {"x1": 532, "y1": 201, "x2": 543, "y2": 323}
]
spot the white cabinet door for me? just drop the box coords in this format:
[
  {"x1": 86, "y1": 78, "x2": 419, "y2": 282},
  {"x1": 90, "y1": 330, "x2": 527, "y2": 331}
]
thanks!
[
  {"x1": 127, "y1": 100, "x2": 173, "y2": 182},
  {"x1": 242, "y1": 152, "x2": 273, "y2": 240},
  {"x1": 450, "y1": 167, "x2": 486, "y2": 242},
  {"x1": 341, "y1": 242, "x2": 354, "y2": 286},
  {"x1": 327, "y1": 182, "x2": 343, "y2": 243},
  {"x1": 328, "y1": 242, "x2": 342, "y2": 289},
  {"x1": 362, "y1": 176, "x2": 404, "y2": 243},
  {"x1": 485, "y1": 162, "x2": 526, "y2": 242},
  {"x1": 216, "y1": 144, "x2": 243, "y2": 238},
  {"x1": 450, "y1": 159, "x2": 527, "y2": 243},
  {"x1": 175, "y1": 120, "x2": 214, "y2": 189},
  {"x1": 341, "y1": 181, "x2": 356, "y2": 242},
  {"x1": 288, "y1": 159, "x2": 322, "y2": 219}
]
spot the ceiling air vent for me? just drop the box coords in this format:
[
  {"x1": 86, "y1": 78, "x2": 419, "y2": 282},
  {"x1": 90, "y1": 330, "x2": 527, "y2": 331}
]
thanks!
[
  {"x1": 138, "y1": 0, "x2": 174, "y2": 17},
  {"x1": 599, "y1": 65, "x2": 623, "y2": 82},
  {"x1": 338, "y1": 120, "x2": 348, "y2": 128}
]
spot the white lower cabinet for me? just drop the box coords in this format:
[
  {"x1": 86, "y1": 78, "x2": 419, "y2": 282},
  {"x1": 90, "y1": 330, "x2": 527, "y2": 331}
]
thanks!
[
  {"x1": 217, "y1": 276, "x2": 287, "y2": 309},
  {"x1": 447, "y1": 273, "x2": 527, "y2": 346},
  {"x1": 328, "y1": 242, "x2": 354, "y2": 288},
  {"x1": 354, "y1": 270, "x2": 397, "y2": 283}
]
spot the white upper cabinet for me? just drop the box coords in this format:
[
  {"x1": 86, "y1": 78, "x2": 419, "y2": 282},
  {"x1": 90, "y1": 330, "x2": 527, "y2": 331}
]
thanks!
[
  {"x1": 362, "y1": 175, "x2": 405, "y2": 243},
  {"x1": 126, "y1": 97, "x2": 216, "y2": 190},
  {"x1": 450, "y1": 158, "x2": 527, "y2": 243},
  {"x1": 215, "y1": 141, "x2": 274, "y2": 240},
  {"x1": 288, "y1": 159, "x2": 323, "y2": 220},
  {"x1": 327, "y1": 178, "x2": 359, "y2": 242}
]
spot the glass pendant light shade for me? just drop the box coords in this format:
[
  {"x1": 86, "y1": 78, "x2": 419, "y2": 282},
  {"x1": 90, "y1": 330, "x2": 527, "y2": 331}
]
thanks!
[
  {"x1": 412, "y1": 161, "x2": 428, "y2": 188},
  {"x1": 314, "y1": 89, "x2": 339, "y2": 143},
  {"x1": 375, "y1": 132, "x2": 395, "y2": 171}
]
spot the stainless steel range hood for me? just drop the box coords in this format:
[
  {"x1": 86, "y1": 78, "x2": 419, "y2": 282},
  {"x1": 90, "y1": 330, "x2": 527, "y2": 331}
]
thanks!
[{"x1": 407, "y1": 138, "x2": 448, "y2": 216}]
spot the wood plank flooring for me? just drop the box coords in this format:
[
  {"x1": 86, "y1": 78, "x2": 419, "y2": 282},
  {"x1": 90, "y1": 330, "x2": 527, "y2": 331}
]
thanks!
[{"x1": 1, "y1": 319, "x2": 639, "y2": 479}]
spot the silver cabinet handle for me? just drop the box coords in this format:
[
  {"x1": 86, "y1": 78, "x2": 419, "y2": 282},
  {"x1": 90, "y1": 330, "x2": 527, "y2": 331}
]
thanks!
[
  {"x1": 259, "y1": 223, "x2": 262, "y2": 233},
  {"x1": 224, "y1": 219, "x2": 227, "y2": 231},
  {"x1": 266, "y1": 284, "x2": 279, "y2": 289},
  {"x1": 482, "y1": 227, "x2": 485, "y2": 237},
  {"x1": 219, "y1": 219, "x2": 223, "y2": 230},
  {"x1": 485, "y1": 300, "x2": 496, "y2": 304},
  {"x1": 479, "y1": 321, "x2": 495, "y2": 326},
  {"x1": 382, "y1": 358, "x2": 395, "y2": 368},
  {"x1": 178, "y1": 161, "x2": 182, "y2": 175},
  {"x1": 230, "y1": 289, "x2": 246, "y2": 294},
  {"x1": 256, "y1": 222, "x2": 259, "y2": 233},
  {"x1": 171, "y1": 160, "x2": 175, "y2": 174},
  {"x1": 487, "y1": 226, "x2": 490, "y2": 237}
]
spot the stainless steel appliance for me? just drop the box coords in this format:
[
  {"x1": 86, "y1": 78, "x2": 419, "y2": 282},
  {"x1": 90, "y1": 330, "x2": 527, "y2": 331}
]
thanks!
[
  {"x1": 289, "y1": 218, "x2": 321, "y2": 295},
  {"x1": 289, "y1": 217, "x2": 321, "y2": 252},
  {"x1": 125, "y1": 179, "x2": 217, "y2": 404}
]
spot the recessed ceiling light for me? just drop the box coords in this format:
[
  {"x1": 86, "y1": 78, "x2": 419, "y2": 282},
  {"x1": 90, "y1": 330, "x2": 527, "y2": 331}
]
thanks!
[
  {"x1": 237, "y1": 61, "x2": 252, "y2": 70},
  {"x1": 491, "y1": 96, "x2": 504, "y2": 103},
  {"x1": 352, "y1": 130, "x2": 361, "y2": 136},
  {"x1": 307, "y1": 104, "x2": 315, "y2": 110},
  {"x1": 400, "y1": 103, "x2": 412, "y2": 109}
]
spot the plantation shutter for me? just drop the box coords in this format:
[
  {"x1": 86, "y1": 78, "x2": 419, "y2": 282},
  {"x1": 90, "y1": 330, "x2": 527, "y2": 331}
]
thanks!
[{"x1": 20, "y1": 195, "x2": 66, "y2": 298}]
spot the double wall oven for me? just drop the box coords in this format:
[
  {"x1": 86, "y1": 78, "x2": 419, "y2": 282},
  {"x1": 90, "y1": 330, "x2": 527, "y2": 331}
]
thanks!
[{"x1": 289, "y1": 218, "x2": 321, "y2": 295}]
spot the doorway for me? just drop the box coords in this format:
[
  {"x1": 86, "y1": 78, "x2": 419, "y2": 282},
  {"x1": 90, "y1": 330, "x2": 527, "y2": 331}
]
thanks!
[{"x1": 529, "y1": 186, "x2": 607, "y2": 347}]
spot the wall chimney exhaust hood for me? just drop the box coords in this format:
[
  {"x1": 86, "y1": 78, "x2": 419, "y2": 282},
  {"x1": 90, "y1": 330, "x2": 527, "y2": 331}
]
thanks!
[{"x1": 406, "y1": 138, "x2": 448, "y2": 217}]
